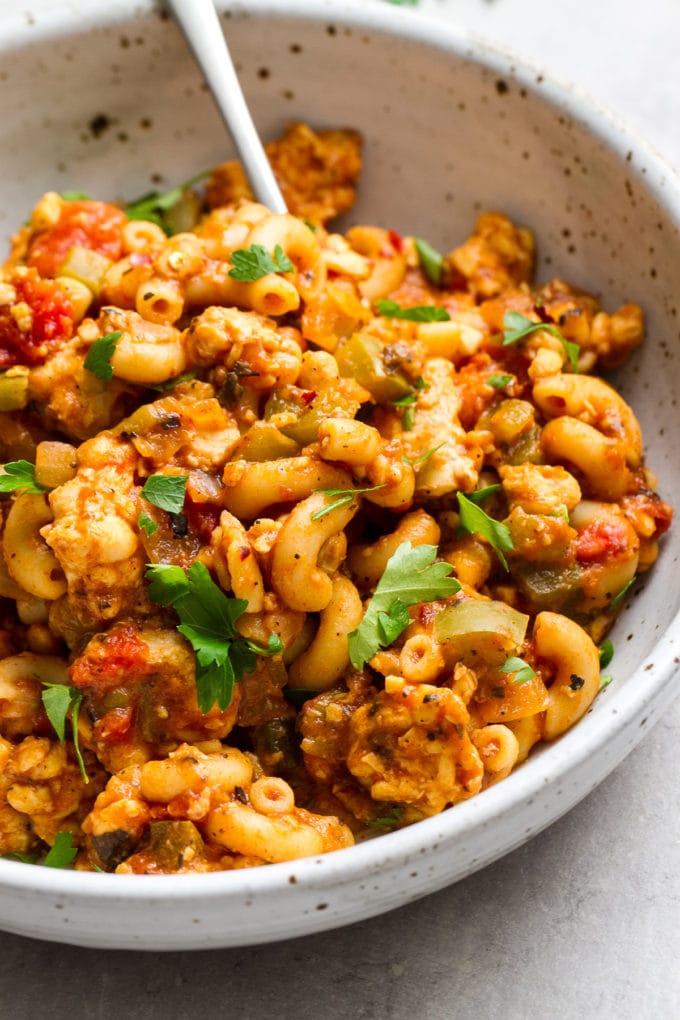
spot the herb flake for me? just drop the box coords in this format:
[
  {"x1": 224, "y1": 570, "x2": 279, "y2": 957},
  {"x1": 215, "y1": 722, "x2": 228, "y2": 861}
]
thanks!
[
  {"x1": 84, "y1": 331, "x2": 122, "y2": 381},
  {"x1": 502, "y1": 311, "x2": 580, "y2": 372},
  {"x1": 228, "y1": 244, "x2": 294, "y2": 282},
  {"x1": 140, "y1": 474, "x2": 188, "y2": 514},
  {"x1": 376, "y1": 300, "x2": 451, "y2": 323},
  {"x1": 456, "y1": 492, "x2": 514, "y2": 570},
  {"x1": 0, "y1": 460, "x2": 49, "y2": 495}
]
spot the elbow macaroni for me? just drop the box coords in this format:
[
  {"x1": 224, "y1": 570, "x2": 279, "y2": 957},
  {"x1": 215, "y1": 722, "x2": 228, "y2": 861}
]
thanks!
[{"x1": 0, "y1": 122, "x2": 671, "y2": 872}]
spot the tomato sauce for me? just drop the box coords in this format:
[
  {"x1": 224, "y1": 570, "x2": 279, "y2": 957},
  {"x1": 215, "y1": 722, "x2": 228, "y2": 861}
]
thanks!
[
  {"x1": 0, "y1": 269, "x2": 74, "y2": 367},
  {"x1": 27, "y1": 200, "x2": 126, "y2": 278}
]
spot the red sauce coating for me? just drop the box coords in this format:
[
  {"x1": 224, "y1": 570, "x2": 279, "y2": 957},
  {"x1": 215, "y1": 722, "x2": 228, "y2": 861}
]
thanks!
[
  {"x1": 575, "y1": 518, "x2": 630, "y2": 563},
  {"x1": 27, "y1": 200, "x2": 127, "y2": 278},
  {"x1": 0, "y1": 269, "x2": 74, "y2": 367}
]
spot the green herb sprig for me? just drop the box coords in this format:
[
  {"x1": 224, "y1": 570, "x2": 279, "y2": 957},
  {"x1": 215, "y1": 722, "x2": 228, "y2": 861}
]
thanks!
[
  {"x1": 456, "y1": 492, "x2": 514, "y2": 570},
  {"x1": 228, "y1": 244, "x2": 294, "y2": 282},
  {"x1": 84, "y1": 331, "x2": 122, "y2": 381},
  {"x1": 0, "y1": 460, "x2": 49, "y2": 495},
  {"x1": 348, "y1": 542, "x2": 461, "y2": 669},
  {"x1": 376, "y1": 300, "x2": 450, "y2": 323},
  {"x1": 146, "y1": 562, "x2": 283, "y2": 713},
  {"x1": 311, "y1": 484, "x2": 386, "y2": 521},
  {"x1": 502, "y1": 311, "x2": 580, "y2": 372}
]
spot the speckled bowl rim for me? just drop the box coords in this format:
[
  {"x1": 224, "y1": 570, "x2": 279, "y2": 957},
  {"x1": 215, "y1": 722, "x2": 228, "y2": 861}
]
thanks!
[{"x1": 1, "y1": 0, "x2": 679, "y2": 936}]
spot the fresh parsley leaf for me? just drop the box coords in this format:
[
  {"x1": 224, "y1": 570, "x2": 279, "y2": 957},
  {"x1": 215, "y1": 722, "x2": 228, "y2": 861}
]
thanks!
[
  {"x1": 60, "y1": 190, "x2": 91, "y2": 201},
  {"x1": 376, "y1": 300, "x2": 451, "y2": 323},
  {"x1": 124, "y1": 169, "x2": 209, "y2": 234},
  {"x1": 487, "y1": 373, "x2": 514, "y2": 390},
  {"x1": 138, "y1": 511, "x2": 159, "y2": 537},
  {"x1": 0, "y1": 460, "x2": 49, "y2": 495},
  {"x1": 367, "y1": 805, "x2": 403, "y2": 829},
  {"x1": 465, "y1": 484, "x2": 502, "y2": 505},
  {"x1": 414, "y1": 238, "x2": 443, "y2": 286},
  {"x1": 401, "y1": 442, "x2": 446, "y2": 467},
  {"x1": 146, "y1": 562, "x2": 282, "y2": 712},
  {"x1": 1, "y1": 850, "x2": 40, "y2": 864},
  {"x1": 500, "y1": 655, "x2": 536, "y2": 684},
  {"x1": 401, "y1": 405, "x2": 416, "y2": 430},
  {"x1": 140, "y1": 474, "x2": 188, "y2": 514},
  {"x1": 377, "y1": 599, "x2": 411, "y2": 645},
  {"x1": 84, "y1": 331, "x2": 122, "y2": 381},
  {"x1": 311, "y1": 484, "x2": 386, "y2": 521},
  {"x1": 599, "y1": 639, "x2": 614, "y2": 670},
  {"x1": 609, "y1": 576, "x2": 636, "y2": 611},
  {"x1": 599, "y1": 674, "x2": 614, "y2": 691},
  {"x1": 502, "y1": 311, "x2": 580, "y2": 372},
  {"x1": 149, "y1": 370, "x2": 198, "y2": 393},
  {"x1": 228, "y1": 244, "x2": 294, "y2": 282},
  {"x1": 43, "y1": 831, "x2": 78, "y2": 869},
  {"x1": 456, "y1": 492, "x2": 514, "y2": 570},
  {"x1": 41, "y1": 683, "x2": 88, "y2": 783},
  {"x1": 348, "y1": 542, "x2": 461, "y2": 669}
]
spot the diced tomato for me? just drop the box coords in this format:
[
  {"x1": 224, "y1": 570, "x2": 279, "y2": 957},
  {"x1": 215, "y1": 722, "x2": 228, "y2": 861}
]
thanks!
[
  {"x1": 70, "y1": 626, "x2": 152, "y2": 696},
  {"x1": 575, "y1": 518, "x2": 630, "y2": 563},
  {"x1": 27, "y1": 200, "x2": 127, "y2": 278},
  {"x1": 0, "y1": 268, "x2": 74, "y2": 367}
]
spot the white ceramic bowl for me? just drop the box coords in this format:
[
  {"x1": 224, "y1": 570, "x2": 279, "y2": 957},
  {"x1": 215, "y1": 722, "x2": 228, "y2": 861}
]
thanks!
[{"x1": 1, "y1": 0, "x2": 679, "y2": 950}]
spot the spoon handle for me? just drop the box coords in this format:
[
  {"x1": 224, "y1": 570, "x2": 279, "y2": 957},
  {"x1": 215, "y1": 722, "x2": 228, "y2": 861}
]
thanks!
[{"x1": 167, "y1": 0, "x2": 287, "y2": 213}]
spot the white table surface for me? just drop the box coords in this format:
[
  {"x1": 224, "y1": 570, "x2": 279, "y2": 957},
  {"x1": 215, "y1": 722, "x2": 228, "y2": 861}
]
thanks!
[{"x1": 1, "y1": 2, "x2": 679, "y2": 1017}]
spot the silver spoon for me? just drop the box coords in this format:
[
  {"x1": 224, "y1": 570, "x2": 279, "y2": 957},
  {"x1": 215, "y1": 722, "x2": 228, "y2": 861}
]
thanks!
[{"x1": 167, "y1": 0, "x2": 287, "y2": 213}]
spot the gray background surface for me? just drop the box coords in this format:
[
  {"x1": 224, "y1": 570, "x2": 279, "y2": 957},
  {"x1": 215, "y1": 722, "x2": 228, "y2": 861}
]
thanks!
[{"x1": 1, "y1": 1, "x2": 679, "y2": 1017}]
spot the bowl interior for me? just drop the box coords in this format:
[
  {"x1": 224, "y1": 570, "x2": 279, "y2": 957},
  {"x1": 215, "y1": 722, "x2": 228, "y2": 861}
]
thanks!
[{"x1": 0, "y1": 0, "x2": 678, "y2": 948}]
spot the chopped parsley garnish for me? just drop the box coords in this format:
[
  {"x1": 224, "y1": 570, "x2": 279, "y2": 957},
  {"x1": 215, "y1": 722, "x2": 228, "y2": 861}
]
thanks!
[
  {"x1": 414, "y1": 238, "x2": 444, "y2": 286},
  {"x1": 83, "y1": 331, "x2": 122, "y2": 381},
  {"x1": 348, "y1": 542, "x2": 461, "y2": 669},
  {"x1": 1, "y1": 850, "x2": 39, "y2": 864},
  {"x1": 609, "y1": 576, "x2": 636, "y2": 611},
  {"x1": 487, "y1": 373, "x2": 514, "y2": 390},
  {"x1": 149, "y1": 370, "x2": 198, "y2": 393},
  {"x1": 0, "y1": 460, "x2": 49, "y2": 495},
  {"x1": 140, "y1": 474, "x2": 188, "y2": 514},
  {"x1": 228, "y1": 244, "x2": 294, "y2": 282},
  {"x1": 464, "y1": 484, "x2": 502, "y2": 505},
  {"x1": 124, "y1": 169, "x2": 209, "y2": 235},
  {"x1": 60, "y1": 190, "x2": 92, "y2": 201},
  {"x1": 367, "y1": 806, "x2": 403, "y2": 829},
  {"x1": 599, "y1": 674, "x2": 614, "y2": 691},
  {"x1": 500, "y1": 655, "x2": 536, "y2": 684},
  {"x1": 376, "y1": 300, "x2": 451, "y2": 323},
  {"x1": 456, "y1": 492, "x2": 514, "y2": 570},
  {"x1": 311, "y1": 484, "x2": 386, "y2": 521},
  {"x1": 43, "y1": 831, "x2": 78, "y2": 869},
  {"x1": 41, "y1": 683, "x2": 88, "y2": 783},
  {"x1": 138, "y1": 511, "x2": 159, "y2": 537},
  {"x1": 502, "y1": 311, "x2": 580, "y2": 372},
  {"x1": 401, "y1": 442, "x2": 446, "y2": 467},
  {"x1": 599, "y1": 639, "x2": 614, "y2": 670},
  {"x1": 146, "y1": 562, "x2": 283, "y2": 713}
]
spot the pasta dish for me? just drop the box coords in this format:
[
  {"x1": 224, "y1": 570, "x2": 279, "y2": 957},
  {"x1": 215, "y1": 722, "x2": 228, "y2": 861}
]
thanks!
[{"x1": 0, "y1": 123, "x2": 671, "y2": 872}]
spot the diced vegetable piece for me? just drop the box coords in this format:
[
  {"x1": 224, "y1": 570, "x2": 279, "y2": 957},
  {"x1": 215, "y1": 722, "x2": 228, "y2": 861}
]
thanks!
[
  {"x1": 336, "y1": 332, "x2": 412, "y2": 403},
  {"x1": 57, "y1": 244, "x2": 113, "y2": 294},
  {"x1": 0, "y1": 368, "x2": 29, "y2": 411},
  {"x1": 144, "y1": 820, "x2": 204, "y2": 869},
  {"x1": 434, "y1": 598, "x2": 529, "y2": 665},
  {"x1": 34, "y1": 441, "x2": 77, "y2": 488},
  {"x1": 513, "y1": 563, "x2": 581, "y2": 612},
  {"x1": 236, "y1": 421, "x2": 301, "y2": 461}
]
